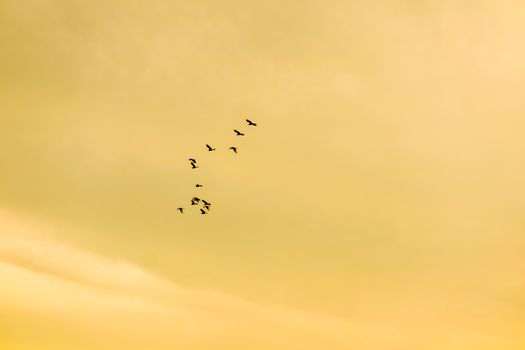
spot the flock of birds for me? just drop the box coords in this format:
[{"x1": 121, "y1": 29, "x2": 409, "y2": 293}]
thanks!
[{"x1": 177, "y1": 118, "x2": 258, "y2": 215}]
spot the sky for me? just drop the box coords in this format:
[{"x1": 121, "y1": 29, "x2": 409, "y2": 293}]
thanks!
[{"x1": 1, "y1": 0, "x2": 525, "y2": 349}]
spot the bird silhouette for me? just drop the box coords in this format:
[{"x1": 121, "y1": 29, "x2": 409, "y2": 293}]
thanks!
[{"x1": 181, "y1": 118, "x2": 261, "y2": 214}]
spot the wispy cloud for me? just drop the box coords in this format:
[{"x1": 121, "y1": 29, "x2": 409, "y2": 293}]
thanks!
[
  {"x1": 0, "y1": 209, "x2": 357, "y2": 349},
  {"x1": 1, "y1": 209, "x2": 523, "y2": 350}
]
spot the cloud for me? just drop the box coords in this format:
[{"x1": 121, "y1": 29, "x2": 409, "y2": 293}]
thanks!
[
  {"x1": 1, "y1": 209, "x2": 523, "y2": 350},
  {"x1": 0, "y1": 209, "x2": 356, "y2": 349}
]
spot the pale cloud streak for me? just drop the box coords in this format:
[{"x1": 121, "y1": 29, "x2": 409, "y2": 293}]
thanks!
[
  {"x1": 0, "y1": 209, "x2": 358, "y2": 349},
  {"x1": 1, "y1": 209, "x2": 523, "y2": 350}
]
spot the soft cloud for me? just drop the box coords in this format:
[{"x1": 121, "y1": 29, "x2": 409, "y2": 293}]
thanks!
[{"x1": 0, "y1": 210, "x2": 355, "y2": 350}]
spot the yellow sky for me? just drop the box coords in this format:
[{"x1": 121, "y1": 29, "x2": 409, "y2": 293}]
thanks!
[{"x1": 1, "y1": 0, "x2": 525, "y2": 349}]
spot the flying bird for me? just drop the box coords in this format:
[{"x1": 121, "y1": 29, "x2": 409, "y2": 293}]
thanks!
[
  {"x1": 233, "y1": 129, "x2": 244, "y2": 136},
  {"x1": 206, "y1": 144, "x2": 216, "y2": 151},
  {"x1": 246, "y1": 119, "x2": 257, "y2": 126},
  {"x1": 195, "y1": 184, "x2": 203, "y2": 188},
  {"x1": 191, "y1": 197, "x2": 201, "y2": 205},
  {"x1": 200, "y1": 209, "x2": 207, "y2": 215},
  {"x1": 177, "y1": 208, "x2": 184, "y2": 213},
  {"x1": 229, "y1": 146, "x2": 238, "y2": 153}
]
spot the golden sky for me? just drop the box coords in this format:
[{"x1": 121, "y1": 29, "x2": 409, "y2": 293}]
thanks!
[{"x1": 1, "y1": 0, "x2": 525, "y2": 349}]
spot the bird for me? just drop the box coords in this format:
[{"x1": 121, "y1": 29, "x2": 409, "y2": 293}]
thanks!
[
  {"x1": 191, "y1": 162, "x2": 198, "y2": 169},
  {"x1": 246, "y1": 119, "x2": 257, "y2": 126},
  {"x1": 234, "y1": 129, "x2": 244, "y2": 136},
  {"x1": 191, "y1": 197, "x2": 201, "y2": 205},
  {"x1": 195, "y1": 184, "x2": 203, "y2": 188},
  {"x1": 189, "y1": 158, "x2": 197, "y2": 163},
  {"x1": 206, "y1": 144, "x2": 216, "y2": 151},
  {"x1": 177, "y1": 208, "x2": 184, "y2": 213},
  {"x1": 200, "y1": 209, "x2": 207, "y2": 215},
  {"x1": 229, "y1": 146, "x2": 238, "y2": 153}
]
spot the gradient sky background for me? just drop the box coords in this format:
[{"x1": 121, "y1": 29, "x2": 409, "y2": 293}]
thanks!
[{"x1": 1, "y1": 0, "x2": 525, "y2": 349}]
